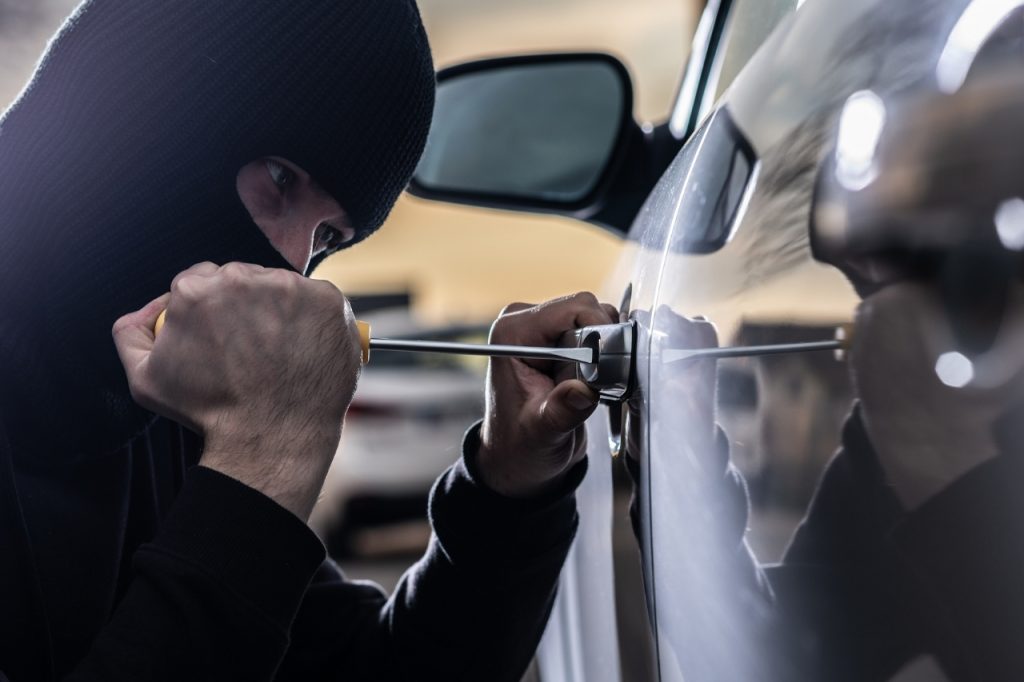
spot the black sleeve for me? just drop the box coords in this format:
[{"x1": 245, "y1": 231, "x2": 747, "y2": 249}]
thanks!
[
  {"x1": 275, "y1": 421, "x2": 586, "y2": 682},
  {"x1": 65, "y1": 466, "x2": 327, "y2": 681}
]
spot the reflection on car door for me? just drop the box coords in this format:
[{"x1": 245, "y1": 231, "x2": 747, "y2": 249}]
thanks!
[{"x1": 628, "y1": 0, "x2": 1012, "y2": 679}]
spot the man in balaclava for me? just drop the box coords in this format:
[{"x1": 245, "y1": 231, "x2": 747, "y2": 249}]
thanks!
[{"x1": 0, "y1": 1, "x2": 615, "y2": 680}]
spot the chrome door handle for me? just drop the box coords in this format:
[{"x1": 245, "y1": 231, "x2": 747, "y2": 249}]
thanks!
[{"x1": 561, "y1": 321, "x2": 637, "y2": 403}]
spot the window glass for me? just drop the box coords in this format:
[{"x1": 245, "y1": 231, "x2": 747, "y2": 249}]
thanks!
[{"x1": 697, "y1": 0, "x2": 799, "y2": 121}]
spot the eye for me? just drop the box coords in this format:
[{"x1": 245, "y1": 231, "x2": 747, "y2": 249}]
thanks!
[
  {"x1": 314, "y1": 223, "x2": 354, "y2": 254},
  {"x1": 266, "y1": 159, "x2": 295, "y2": 192}
]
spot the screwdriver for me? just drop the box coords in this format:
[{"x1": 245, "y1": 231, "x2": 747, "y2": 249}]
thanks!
[
  {"x1": 154, "y1": 311, "x2": 851, "y2": 366},
  {"x1": 153, "y1": 311, "x2": 594, "y2": 365}
]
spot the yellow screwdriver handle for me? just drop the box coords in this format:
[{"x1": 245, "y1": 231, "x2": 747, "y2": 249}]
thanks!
[
  {"x1": 153, "y1": 309, "x2": 371, "y2": 365},
  {"x1": 356, "y1": 320, "x2": 371, "y2": 365}
]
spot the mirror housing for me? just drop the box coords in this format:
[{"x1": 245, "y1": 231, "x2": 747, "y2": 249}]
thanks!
[{"x1": 410, "y1": 53, "x2": 678, "y2": 235}]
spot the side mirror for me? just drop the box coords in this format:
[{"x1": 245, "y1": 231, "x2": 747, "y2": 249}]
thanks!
[{"x1": 410, "y1": 53, "x2": 643, "y2": 232}]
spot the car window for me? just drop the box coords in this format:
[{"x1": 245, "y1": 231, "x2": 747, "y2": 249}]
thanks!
[
  {"x1": 672, "y1": 0, "x2": 798, "y2": 140},
  {"x1": 670, "y1": 108, "x2": 757, "y2": 254},
  {"x1": 696, "y1": 0, "x2": 799, "y2": 120}
]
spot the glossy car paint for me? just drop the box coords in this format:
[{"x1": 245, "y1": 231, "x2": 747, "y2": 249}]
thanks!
[{"x1": 538, "y1": 0, "x2": 1006, "y2": 679}]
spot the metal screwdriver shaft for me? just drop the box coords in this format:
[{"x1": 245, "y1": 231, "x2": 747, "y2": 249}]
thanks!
[{"x1": 369, "y1": 337, "x2": 595, "y2": 364}]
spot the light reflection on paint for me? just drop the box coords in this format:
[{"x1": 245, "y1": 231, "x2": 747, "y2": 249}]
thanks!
[
  {"x1": 937, "y1": 0, "x2": 1024, "y2": 94},
  {"x1": 834, "y1": 91, "x2": 886, "y2": 191},
  {"x1": 995, "y1": 197, "x2": 1024, "y2": 251},
  {"x1": 935, "y1": 351, "x2": 975, "y2": 388}
]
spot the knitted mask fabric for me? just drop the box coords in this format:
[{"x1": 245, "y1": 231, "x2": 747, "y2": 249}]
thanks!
[{"x1": 0, "y1": 0, "x2": 435, "y2": 456}]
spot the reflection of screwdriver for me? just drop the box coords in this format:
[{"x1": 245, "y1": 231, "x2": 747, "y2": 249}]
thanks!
[{"x1": 664, "y1": 324, "x2": 854, "y2": 362}]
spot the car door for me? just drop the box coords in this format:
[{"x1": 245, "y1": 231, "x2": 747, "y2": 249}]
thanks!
[
  {"x1": 402, "y1": 0, "x2": 1024, "y2": 677},
  {"x1": 613, "y1": 0, "x2": 1018, "y2": 679},
  {"x1": 535, "y1": 1, "x2": 800, "y2": 680}
]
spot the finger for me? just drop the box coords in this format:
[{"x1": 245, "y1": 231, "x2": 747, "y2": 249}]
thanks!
[
  {"x1": 500, "y1": 301, "x2": 535, "y2": 316},
  {"x1": 170, "y1": 261, "x2": 219, "y2": 291},
  {"x1": 112, "y1": 292, "x2": 171, "y2": 376},
  {"x1": 602, "y1": 303, "x2": 621, "y2": 323},
  {"x1": 536, "y1": 379, "x2": 600, "y2": 437},
  {"x1": 180, "y1": 261, "x2": 220, "y2": 277},
  {"x1": 218, "y1": 261, "x2": 266, "y2": 282},
  {"x1": 505, "y1": 292, "x2": 611, "y2": 345},
  {"x1": 487, "y1": 302, "x2": 534, "y2": 342}
]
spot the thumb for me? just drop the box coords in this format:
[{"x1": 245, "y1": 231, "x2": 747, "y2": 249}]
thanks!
[
  {"x1": 112, "y1": 293, "x2": 171, "y2": 379},
  {"x1": 537, "y1": 380, "x2": 600, "y2": 438}
]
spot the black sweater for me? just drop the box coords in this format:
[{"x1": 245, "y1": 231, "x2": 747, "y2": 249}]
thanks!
[
  {"x1": 0, "y1": 2, "x2": 580, "y2": 679},
  {"x1": 0, "y1": 419, "x2": 583, "y2": 681}
]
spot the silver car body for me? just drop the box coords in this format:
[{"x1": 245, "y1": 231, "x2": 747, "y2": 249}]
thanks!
[{"x1": 538, "y1": 0, "x2": 1004, "y2": 679}]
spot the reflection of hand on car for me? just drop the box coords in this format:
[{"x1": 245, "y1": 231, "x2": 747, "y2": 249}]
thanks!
[
  {"x1": 623, "y1": 306, "x2": 752, "y2": 547},
  {"x1": 625, "y1": 307, "x2": 720, "y2": 468},
  {"x1": 851, "y1": 279, "x2": 1024, "y2": 510},
  {"x1": 477, "y1": 292, "x2": 618, "y2": 498}
]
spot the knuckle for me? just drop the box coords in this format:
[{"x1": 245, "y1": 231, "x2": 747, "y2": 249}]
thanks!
[
  {"x1": 170, "y1": 273, "x2": 192, "y2": 292},
  {"x1": 499, "y1": 302, "x2": 530, "y2": 318},
  {"x1": 111, "y1": 315, "x2": 132, "y2": 339},
  {"x1": 170, "y1": 274, "x2": 201, "y2": 302},
  {"x1": 189, "y1": 261, "x2": 217, "y2": 275},
  {"x1": 312, "y1": 279, "x2": 345, "y2": 306},
  {"x1": 572, "y1": 291, "x2": 600, "y2": 306},
  {"x1": 172, "y1": 262, "x2": 215, "y2": 288},
  {"x1": 490, "y1": 314, "x2": 517, "y2": 341},
  {"x1": 220, "y1": 262, "x2": 251, "y2": 283}
]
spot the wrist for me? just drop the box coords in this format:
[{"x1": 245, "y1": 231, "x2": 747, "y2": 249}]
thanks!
[
  {"x1": 476, "y1": 440, "x2": 570, "y2": 499},
  {"x1": 201, "y1": 422, "x2": 341, "y2": 520}
]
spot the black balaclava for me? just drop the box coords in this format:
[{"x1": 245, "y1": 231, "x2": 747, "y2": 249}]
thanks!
[{"x1": 0, "y1": 1, "x2": 435, "y2": 457}]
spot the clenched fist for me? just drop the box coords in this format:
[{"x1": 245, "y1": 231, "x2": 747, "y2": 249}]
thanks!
[{"x1": 112, "y1": 261, "x2": 362, "y2": 520}]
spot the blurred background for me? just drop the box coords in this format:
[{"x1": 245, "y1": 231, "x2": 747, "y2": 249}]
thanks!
[{"x1": 0, "y1": 0, "x2": 700, "y2": 584}]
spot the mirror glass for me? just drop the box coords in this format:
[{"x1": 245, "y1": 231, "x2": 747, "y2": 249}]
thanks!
[{"x1": 414, "y1": 59, "x2": 628, "y2": 204}]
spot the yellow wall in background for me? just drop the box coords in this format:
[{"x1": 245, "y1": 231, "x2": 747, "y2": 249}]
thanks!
[{"x1": 315, "y1": 197, "x2": 624, "y2": 325}]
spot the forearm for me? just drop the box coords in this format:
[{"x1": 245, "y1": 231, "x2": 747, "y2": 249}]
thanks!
[
  {"x1": 395, "y1": 429, "x2": 582, "y2": 680},
  {"x1": 279, "y1": 423, "x2": 583, "y2": 682}
]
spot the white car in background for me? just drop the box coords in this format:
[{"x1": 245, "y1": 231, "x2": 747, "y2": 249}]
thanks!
[{"x1": 310, "y1": 305, "x2": 486, "y2": 557}]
